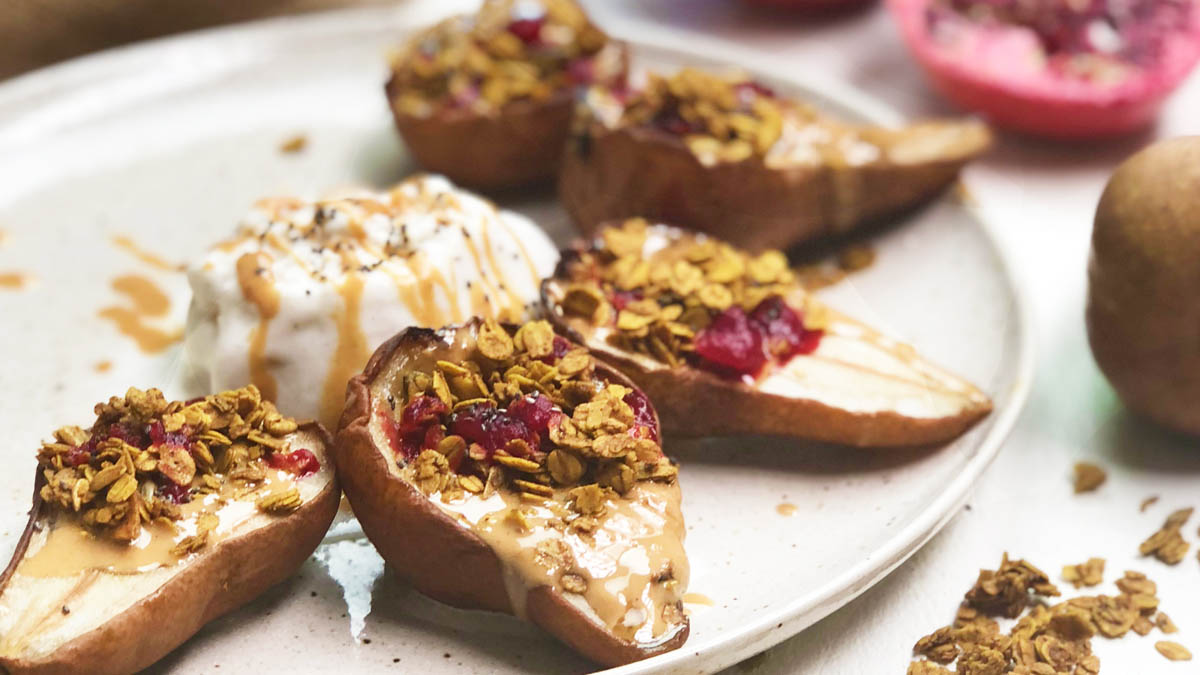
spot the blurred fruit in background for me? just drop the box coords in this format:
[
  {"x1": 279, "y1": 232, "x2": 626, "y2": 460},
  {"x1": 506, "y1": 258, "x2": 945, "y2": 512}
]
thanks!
[
  {"x1": 1087, "y1": 136, "x2": 1200, "y2": 435},
  {"x1": 887, "y1": 0, "x2": 1200, "y2": 138},
  {"x1": 739, "y1": 0, "x2": 877, "y2": 14}
]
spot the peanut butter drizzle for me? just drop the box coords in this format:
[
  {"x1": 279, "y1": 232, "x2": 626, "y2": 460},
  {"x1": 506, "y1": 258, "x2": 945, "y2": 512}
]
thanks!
[
  {"x1": 111, "y1": 275, "x2": 170, "y2": 315},
  {"x1": 436, "y1": 482, "x2": 688, "y2": 644},
  {"x1": 776, "y1": 502, "x2": 798, "y2": 517},
  {"x1": 478, "y1": 219, "x2": 525, "y2": 319},
  {"x1": 236, "y1": 252, "x2": 281, "y2": 402},
  {"x1": 110, "y1": 235, "x2": 185, "y2": 272},
  {"x1": 493, "y1": 214, "x2": 544, "y2": 305},
  {"x1": 20, "y1": 521, "x2": 182, "y2": 578},
  {"x1": 319, "y1": 273, "x2": 369, "y2": 426},
  {"x1": 683, "y1": 592, "x2": 714, "y2": 606},
  {"x1": 17, "y1": 470, "x2": 302, "y2": 580},
  {"x1": 97, "y1": 274, "x2": 181, "y2": 353},
  {"x1": 94, "y1": 360, "x2": 112, "y2": 373},
  {"x1": 0, "y1": 272, "x2": 33, "y2": 290},
  {"x1": 459, "y1": 229, "x2": 508, "y2": 319}
]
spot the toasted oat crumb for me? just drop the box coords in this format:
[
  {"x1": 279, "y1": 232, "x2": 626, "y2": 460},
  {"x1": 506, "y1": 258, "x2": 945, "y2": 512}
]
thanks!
[
  {"x1": 1141, "y1": 495, "x2": 1160, "y2": 512},
  {"x1": 1073, "y1": 462, "x2": 1106, "y2": 493},
  {"x1": 1140, "y1": 508, "x2": 1193, "y2": 565},
  {"x1": 1156, "y1": 641, "x2": 1192, "y2": 661},
  {"x1": 1062, "y1": 558, "x2": 1105, "y2": 589},
  {"x1": 279, "y1": 134, "x2": 307, "y2": 154},
  {"x1": 1156, "y1": 612, "x2": 1179, "y2": 634}
]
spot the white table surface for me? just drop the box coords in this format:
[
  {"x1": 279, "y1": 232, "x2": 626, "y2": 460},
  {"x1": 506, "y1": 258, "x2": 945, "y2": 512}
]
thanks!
[{"x1": 578, "y1": 1, "x2": 1200, "y2": 673}]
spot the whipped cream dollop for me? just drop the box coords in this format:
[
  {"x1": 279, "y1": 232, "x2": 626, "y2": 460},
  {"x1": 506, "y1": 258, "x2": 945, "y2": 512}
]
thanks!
[{"x1": 184, "y1": 175, "x2": 558, "y2": 426}]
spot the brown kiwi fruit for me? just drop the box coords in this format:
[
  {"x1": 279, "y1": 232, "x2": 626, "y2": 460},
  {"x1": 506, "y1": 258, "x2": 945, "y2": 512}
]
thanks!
[{"x1": 1087, "y1": 136, "x2": 1200, "y2": 434}]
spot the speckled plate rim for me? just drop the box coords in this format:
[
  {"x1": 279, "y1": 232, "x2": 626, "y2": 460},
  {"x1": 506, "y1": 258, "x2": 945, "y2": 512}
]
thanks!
[{"x1": 0, "y1": 7, "x2": 1036, "y2": 674}]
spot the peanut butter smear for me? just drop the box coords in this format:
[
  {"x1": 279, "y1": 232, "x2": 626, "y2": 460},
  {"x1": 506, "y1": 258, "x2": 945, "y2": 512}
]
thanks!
[
  {"x1": 110, "y1": 235, "x2": 185, "y2": 273},
  {"x1": 97, "y1": 274, "x2": 181, "y2": 353},
  {"x1": 0, "y1": 271, "x2": 33, "y2": 290}
]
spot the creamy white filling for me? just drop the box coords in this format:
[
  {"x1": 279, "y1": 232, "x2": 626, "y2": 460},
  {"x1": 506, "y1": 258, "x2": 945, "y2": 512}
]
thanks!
[{"x1": 183, "y1": 175, "x2": 558, "y2": 424}]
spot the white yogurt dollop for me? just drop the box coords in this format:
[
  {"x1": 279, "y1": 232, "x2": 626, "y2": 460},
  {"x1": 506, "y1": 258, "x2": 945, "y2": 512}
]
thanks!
[{"x1": 183, "y1": 175, "x2": 558, "y2": 426}]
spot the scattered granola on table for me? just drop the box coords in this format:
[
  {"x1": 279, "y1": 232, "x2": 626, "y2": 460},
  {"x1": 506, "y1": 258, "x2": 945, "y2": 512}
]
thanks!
[
  {"x1": 1062, "y1": 558, "x2": 1105, "y2": 589},
  {"x1": 1139, "y1": 507, "x2": 1192, "y2": 565},
  {"x1": 1073, "y1": 462, "x2": 1107, "y2": 494},
  {"x1": 1155, "y1": 641, "x2": 1192, "y2": 661},
  {"x1": 908, "y1": 554, "x2": 1186, "y2": 674},
  {"x1": 36, "y1": 385, "x2": 321, "y2": 555},
  {"x1": 1140, "y1": 495, "x2": 1159, "y2": 512}
]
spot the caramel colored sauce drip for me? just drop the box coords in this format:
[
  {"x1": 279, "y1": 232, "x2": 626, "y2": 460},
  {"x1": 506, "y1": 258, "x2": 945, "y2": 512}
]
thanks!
[
  {"x1": 236, "y1": 253, "x2": 281, "y2": 402},
  {"x1": 110, "y1": 235, "x2": 185, "y2": 272},
  {"x1": 0, "y1": 272, "x2": 32, "y2": 290},
  {"x1": 776, "y1": 502, "x2": 798, "y2": 517},
  {"x1": 94, "y1": 360, "x2": 113, "y2": 373},
  {"x1": 320, "y1": 273, "x2": 369, "y2": 426},
  {"x1": 21, "y1": 522, "x2": 181, "y2": 578},
  {"x1": 493, "y1": 214, "x2": 544, "y2": 307},
  {"x1": 479, "y1": 220, "x2": 525, "y2": 320},
  {"x1": 97, "y1": 274, "x2": 181, "y2": 353},
  {"x1": 683, "y1": 592, "x2": 714, "y2": 606}
]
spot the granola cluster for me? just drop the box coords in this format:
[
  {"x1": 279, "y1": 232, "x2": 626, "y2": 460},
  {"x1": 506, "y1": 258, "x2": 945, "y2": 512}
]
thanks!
[
  {"x1": 37, "y1": 386, "x2": 317, "y2": 553},
  {"x1": 909, "y1": 555, "x2": 1188, "y2": 674},
  {"x1": 557, "y1": 219, "x2": 822, "y2": 377},
  {"x1": 620, "y1": 68, "x2": 785, "y2": 164},
  {"x1": 382, "y1": 319, "x2": 677, "y2": 509},
  {"x1": 1138, "y1": 507, "x2": 1192, "y2": 564},
  {"x1": 388, "y1": 0, "x2": 619, "y2": 116}
]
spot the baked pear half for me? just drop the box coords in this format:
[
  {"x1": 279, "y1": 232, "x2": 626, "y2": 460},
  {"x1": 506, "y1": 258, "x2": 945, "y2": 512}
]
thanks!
[
  {"x1": 336, "y1": 318, "x2": 688, "y2": 666},
  {"x1": 560, "y1": 68, "x2": 992, "y2": 250},
  {"x1": 385, "y1": 0, "x2": 627, "y2": 189},
  {"x1": 0, "y1": 386, "x2": 339, "y2": 675},
  {"x1": 542, "y1": 219, "x2": 993, "y2": 447}
]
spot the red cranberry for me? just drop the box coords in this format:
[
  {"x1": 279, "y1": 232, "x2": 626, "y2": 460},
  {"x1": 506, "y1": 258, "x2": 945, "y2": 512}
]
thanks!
[
  {"x1": 507, "y1": 17, "x2": 545, "y2": 44},
  {"x1": 652, "y1": 109, "x2": 698, "y2": 135},
  {"x1": 66, "y1": 445, "x2": 92, "y2": 467},
  {"x1": 622, "y1": 389, "x2": 660, "y2": 443},
  {"x1": 693, "y1": 306, "x2": 767, "y2": 377},
  {"x1": 567, "y1": 57, "x2": 595, "y2": 85},
  {"x1": 508, "y1": 394, "x2": 556, "y2": 436},
  {"x1": 267, "y1": 448, "x2": 322, "y2": 477},
  {"x1": 422, "y1": 424, "x2": 445, "y2": 452},
  {"x1": 609, "y1": 289, "x2": 643, "y2": 311},
  {"x1": 749, "y1": 296, "x2": 823, "y2": 360},
  {"x1": 109, "y1": 421, "x2": 148, "y2": 449},
  {"x1": 158, "y1": 482, "x2": 192, "y2": 504},
  {"x1": 539, "y1": 336, "x2": 572, "y2": 365},
  {"x1": 399, "y1": 395, "x2": 449, "y2": 435},
  {"x1": 448, "y1": 403, "x2": 537, "y2": 454},
  {"x1": 734, "y1": 80, "x2": 776, "y2": 100}
]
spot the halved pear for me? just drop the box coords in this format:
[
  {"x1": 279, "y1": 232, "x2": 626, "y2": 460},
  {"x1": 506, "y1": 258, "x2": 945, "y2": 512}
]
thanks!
[
  {"x1": 559, "y1": 68, "x2": 991, "y2": 251},
  {"x1": 385, "y1": 2, "x2": 628, "y2": 189},
  {"x1": 542, "y1": 221, "x2": 992, "y2": 447},
  {"x1": 335, "y1": 319, "x2": 689, "y2": 666},
  {"x1": 0, "y1": 392, "x2": 339, "y2": 675}
]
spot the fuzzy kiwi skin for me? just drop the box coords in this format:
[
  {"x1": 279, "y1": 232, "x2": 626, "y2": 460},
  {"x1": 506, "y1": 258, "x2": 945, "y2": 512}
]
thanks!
[{"x1": 1087, "y1": 136, "x2": 1200, "y2": 435}]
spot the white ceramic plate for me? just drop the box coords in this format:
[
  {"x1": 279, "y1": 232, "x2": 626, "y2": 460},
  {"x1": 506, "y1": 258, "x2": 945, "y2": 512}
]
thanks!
[{"x1": 0, "y1": 4, "x2": 1032, "y2": 674}]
